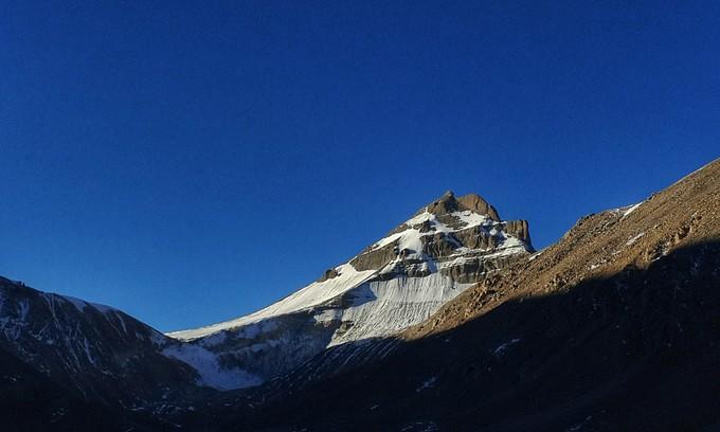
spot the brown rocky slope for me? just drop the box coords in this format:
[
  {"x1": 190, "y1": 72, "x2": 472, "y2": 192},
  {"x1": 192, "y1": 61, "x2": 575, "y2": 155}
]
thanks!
[
  {"x1": 409, "y1": 158, "x2": 720, "y2": 340},
  {"x1": 193, "y1": 158, "x2": 720, "y2": 431}
]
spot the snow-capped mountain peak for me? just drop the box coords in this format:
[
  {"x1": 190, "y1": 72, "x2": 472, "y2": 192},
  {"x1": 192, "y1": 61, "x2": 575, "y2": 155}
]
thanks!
[{"x1": 167, "y1": 191, "x2": 533, "y2": 384}]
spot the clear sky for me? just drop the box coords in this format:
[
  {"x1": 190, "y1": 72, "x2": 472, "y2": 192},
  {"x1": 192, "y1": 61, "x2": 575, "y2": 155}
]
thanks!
[{"x1": 1, "y1": 1, "x2": 718, "y2": 332}]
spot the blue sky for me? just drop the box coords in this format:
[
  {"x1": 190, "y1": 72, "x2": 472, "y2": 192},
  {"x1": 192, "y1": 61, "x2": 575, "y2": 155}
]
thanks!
[{"x1": 1, "y1": 1, "x2": 718, "y2": 331}]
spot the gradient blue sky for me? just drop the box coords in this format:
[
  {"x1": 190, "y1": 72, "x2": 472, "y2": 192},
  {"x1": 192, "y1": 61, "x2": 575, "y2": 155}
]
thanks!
[{"x1": 1, "y1": 1, "x2": 718, "y2": 331}]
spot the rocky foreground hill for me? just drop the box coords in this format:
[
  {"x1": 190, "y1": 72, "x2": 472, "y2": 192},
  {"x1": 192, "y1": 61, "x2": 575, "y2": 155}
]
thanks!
[{"x1": 1, "y1": 159, "x2": 719, "y2": 431}]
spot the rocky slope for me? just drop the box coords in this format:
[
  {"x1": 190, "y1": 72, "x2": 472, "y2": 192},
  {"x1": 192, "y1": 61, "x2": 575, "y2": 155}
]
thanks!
[
  {"x1": 196, "y1": 158, "x2": 720, "y2": 431},
  {"x1": 167, "y1": 192, "x2": 533, "y2": 383}
]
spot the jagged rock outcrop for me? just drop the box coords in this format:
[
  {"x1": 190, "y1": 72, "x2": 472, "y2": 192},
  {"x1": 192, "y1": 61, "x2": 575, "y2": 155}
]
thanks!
[
  {"x1": 503, "y1": 219, "x2": 531, "y2": 243},
  {"x1": 316, "y1": 268, "x2": 340, "y2": 282},
  {"x1": 426, "y1": 191, "x2": 501, "y2": 221},
  {"x1": 348, "y1": 191, "x2": 531, "y2": 280},
  {"x1": 349, "y1": 241, "x2": 399, "y2": 271}
]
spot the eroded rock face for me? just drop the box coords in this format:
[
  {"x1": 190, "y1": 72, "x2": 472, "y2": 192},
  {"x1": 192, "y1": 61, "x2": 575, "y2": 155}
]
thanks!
[
  {"x1": 439, "y1": 254, "x2": 525, "y2": 283},
  {"x1": 504, "y1": 219, "x2": 531, "y2": 243},
  {"x1": 422, "y1": 232, "x2": 459, "y2": 258},
  {"x1": 350, "y1": 241, "x2": 400, "y2": 271},
  {"x1": 456, "y1": 193, "x2": 501, "y2": 221},
  {"x1": 452, "y1": 225, "x2": 498, "y2": 250}
]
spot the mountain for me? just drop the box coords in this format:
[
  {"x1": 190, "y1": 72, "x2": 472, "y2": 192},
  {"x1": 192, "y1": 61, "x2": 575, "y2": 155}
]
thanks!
[
  {"x1": 207, "y1": 158, "x2": 720, "y2": 431},
  {"x1": 166, "y1": 191, "x2": 533, "y2": 383},
  {"x1": 3, "y1": 159, "x2": 720, "y2": 431}
]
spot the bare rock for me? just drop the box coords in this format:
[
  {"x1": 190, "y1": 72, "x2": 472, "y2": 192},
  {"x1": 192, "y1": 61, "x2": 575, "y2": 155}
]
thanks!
[
  {"x1": 350, "y1": 242, "x2": 399, "y2": 271},
  {"x1": 456, "y1": 193, "x2": 501, "y2": 221},
  {"x1": 504, "y1": 219, "x2": 532, "y2": 244},
  {"x1": 317, "y1": 268, "x2": 340, "y2": 283}
]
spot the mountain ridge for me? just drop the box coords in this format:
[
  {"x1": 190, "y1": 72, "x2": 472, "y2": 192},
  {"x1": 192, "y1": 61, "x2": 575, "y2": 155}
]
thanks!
[{"x1": 2, "y1": 159, "x2": 719, "y2": 431}]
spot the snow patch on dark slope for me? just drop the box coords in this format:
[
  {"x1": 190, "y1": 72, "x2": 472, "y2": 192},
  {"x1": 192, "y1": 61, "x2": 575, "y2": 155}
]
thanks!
[{"x1": 162, "y1": 343, "x2": 262, "y2": 390}]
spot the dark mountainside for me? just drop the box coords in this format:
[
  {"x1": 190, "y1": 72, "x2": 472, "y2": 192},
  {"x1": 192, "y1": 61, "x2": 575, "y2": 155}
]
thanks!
[
  {"x1": 1, "y1": 158, "x2": 719, "y2": 431},
  {"x1": 0, "y1": 278, "x2": 217, "y2": 431}
]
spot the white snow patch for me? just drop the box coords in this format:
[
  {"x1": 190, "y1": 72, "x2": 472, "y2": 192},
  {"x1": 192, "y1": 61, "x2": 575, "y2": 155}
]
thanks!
[
  {"x1": 168, "y1": 263, "x2": 376, "y2": 340},
  {"x1": 438, "y1": 246, "x2": 526, "y2": 271},
  {"x1": 501, "y1": 236, "x2": 524, "y2": 249},
  {"x1": 528, "y1": 248, "x2": 545, "y2": 261},
  {"x1": 327, "y1": 273, "x2": 474, "y2": 346},
  {"x1": 313, "y1": 308, "x2": 342, "y2": 324},
  {"x1": 162, "y1": 344, "x2": 262, "y2": 390},
  {"x1": 621, "y1": 202, "x2": 643, "y2": 219},
  {"x1": 491, "y1": 338, "x2": 521, "y2": 357},
  {"x1": 197, "y1": 331, "x2": 227, "y2": 347},
  {"x1": 371, "y1": 211, "x2": 491, "y2": 253},
  {"x1": 626, "y1": 232, "x2": 645, "y2": 246},
  {"x1": 453, "y1": 210, "x2": 490, "y2": 228},
  {"x1": 17, "y1": 299, "x2": 30, "y2": 322},
  {"x1": 416, "y1": 376, "x2": 437, "y2": 392},
  {"x1": 82, "y1": 338, "x2": 97, "y2": 366}
]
